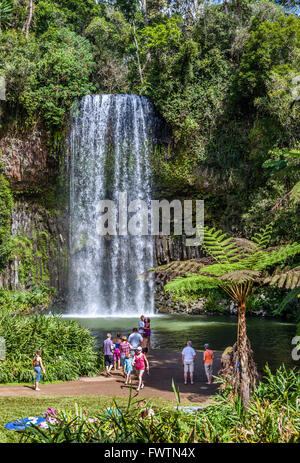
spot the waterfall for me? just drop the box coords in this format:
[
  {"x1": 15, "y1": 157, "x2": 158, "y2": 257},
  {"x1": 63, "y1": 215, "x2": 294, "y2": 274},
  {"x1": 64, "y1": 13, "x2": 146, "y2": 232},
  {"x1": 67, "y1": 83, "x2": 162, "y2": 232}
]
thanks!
[{"x1": 68, "y1": 95, "x2": 158, "y2": 316}]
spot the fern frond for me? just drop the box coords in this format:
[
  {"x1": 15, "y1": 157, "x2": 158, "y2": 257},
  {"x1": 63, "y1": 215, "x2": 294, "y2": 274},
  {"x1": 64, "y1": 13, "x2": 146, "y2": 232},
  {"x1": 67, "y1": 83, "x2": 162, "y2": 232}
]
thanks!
[
  {"x1": 274, "y1": 287, "x2": 300, "y2": 315},
  {"x1": 263, "y1": 266, "x2": 300, "y2": 289},
  {"x1": 219, "y1": 270, "x2": 261, "y2": 283},
  {"x1": 199, "y1": 226, "x2": 243, "y2": 264},
  {"x1": 165, "y1": 274, "x2": 221, "y2": 295},
  {"x1": 251, "y1": 223, "x2": 273, "y2": 250},
  {"x1": 199, "y1": 261, "x2": 250, "y2": 276},
  {"x1": 253, "y1": 243, "x2": 300, "y2": 271}
]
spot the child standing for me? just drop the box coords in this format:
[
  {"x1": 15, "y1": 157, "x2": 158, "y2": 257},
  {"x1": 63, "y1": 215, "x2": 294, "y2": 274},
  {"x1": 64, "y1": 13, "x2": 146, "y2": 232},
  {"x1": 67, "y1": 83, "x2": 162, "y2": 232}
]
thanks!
[
  {"x1": 32, "y1": 349, "x2": 45, "y2": 391},
  {"x1": 120, "y1": 336, "x2": 131, "y2": 376},
  {"x1": 112, "y1": 332, "x2": 122, "y2": 370},
  {"x1": 124, "y1": 352, "x2": 134, "y2": 385}
]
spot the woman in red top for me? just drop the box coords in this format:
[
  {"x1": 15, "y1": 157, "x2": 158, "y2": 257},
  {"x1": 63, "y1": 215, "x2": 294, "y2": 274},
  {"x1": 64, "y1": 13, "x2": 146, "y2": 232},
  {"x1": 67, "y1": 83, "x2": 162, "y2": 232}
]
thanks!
[
  {"x1": 203, "y1": 343, "x2": 214, "y2": 384},
  {"x1": 133, "y1": 346, "x2": 149, "y2": 391}
]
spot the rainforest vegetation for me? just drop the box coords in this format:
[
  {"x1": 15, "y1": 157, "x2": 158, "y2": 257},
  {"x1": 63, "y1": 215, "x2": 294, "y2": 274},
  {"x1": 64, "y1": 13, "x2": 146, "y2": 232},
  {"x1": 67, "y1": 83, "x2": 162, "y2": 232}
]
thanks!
[
  {"x1": 0, "y1": 0, "x2": 299, "y2": 240},
  {"x1": 0, "y1": 0, "x2": 299, "y2": 443}
]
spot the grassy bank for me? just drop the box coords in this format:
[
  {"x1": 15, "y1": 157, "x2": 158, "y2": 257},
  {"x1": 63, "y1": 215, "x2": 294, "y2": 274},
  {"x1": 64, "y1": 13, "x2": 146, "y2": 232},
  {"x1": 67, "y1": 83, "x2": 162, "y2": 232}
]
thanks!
[{"x1": 0, "y1": 395, "x2": 184, "y2": 444}]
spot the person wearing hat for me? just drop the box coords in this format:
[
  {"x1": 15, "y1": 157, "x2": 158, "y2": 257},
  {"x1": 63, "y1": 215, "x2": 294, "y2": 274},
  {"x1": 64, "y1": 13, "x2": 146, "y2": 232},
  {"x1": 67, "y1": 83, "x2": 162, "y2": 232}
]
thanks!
[
  {"x1": 133, "y1": 346, "x2": 149, "y2": 391},
  {"x1": 203, "y1": 343, "x2": 214, "y2": 384}
]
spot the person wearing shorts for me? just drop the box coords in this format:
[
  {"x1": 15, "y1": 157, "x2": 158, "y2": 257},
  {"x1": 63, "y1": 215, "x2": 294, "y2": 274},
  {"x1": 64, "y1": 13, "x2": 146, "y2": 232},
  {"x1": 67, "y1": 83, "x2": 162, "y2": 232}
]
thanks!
[
  {"x1": 124, "y1": 352, "x2": 134, "y2": 385},
  {"x1": 32, "y1": 349, "x2": 45, "y2": 391},
  {"x1": 203, "y1": 343, "x2": 214, "y2": 384},
  {"x1": 181, "y1": 341, "x2": 196, "y2": 385},
  {"x1": 133, "y1": 346, "x2": 149, "y2": 391},
  {"x1": 103, "y1": 333, "x2": 114, "y2": 377},
  {"x1": 120, "y1": 336, "x2": 131, "y2": 375},
  {"x1": 128, "y1": 328, "x2": 143, "y2": 355}
]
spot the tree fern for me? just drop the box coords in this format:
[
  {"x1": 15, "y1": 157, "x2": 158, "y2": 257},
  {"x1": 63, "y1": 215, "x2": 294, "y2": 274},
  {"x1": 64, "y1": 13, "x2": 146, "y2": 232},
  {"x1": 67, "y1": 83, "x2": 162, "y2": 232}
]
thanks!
[
  {"x1": 253, "y1": 243, "x2": 300, "y2": 271},
  {"x1": 263, "y1": 266, "x2": 300, "y2": 289},
  {"x1": 200, "y1": 226, "x2": 246, "y2": 263},
  {"x1": 165, "y1": 274, "x2": 222, "y2": 295},
  {"x1": 251, "y1": 223, "x2": 273, "y2": 250}
]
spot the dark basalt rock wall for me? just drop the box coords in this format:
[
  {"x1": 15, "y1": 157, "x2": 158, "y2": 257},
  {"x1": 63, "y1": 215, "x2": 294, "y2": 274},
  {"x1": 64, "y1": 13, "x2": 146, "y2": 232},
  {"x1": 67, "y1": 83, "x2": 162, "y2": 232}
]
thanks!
[{"x1": 0, "y1": 126, "x2": 68, "y2": 292}]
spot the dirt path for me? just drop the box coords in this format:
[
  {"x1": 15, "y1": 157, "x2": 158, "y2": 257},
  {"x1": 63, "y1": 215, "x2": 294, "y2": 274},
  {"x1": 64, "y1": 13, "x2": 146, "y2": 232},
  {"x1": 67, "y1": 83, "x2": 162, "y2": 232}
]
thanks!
[{"x1": 0, "y1": 350, "x2": 221, "y2": 404}]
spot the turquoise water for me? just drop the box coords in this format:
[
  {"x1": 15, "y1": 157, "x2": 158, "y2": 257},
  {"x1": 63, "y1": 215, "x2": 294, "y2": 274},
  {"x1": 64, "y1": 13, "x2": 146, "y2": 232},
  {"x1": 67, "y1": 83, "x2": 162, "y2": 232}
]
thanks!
[{"x1": 66, "y1": 314, "x2": 298, "y2": 373}]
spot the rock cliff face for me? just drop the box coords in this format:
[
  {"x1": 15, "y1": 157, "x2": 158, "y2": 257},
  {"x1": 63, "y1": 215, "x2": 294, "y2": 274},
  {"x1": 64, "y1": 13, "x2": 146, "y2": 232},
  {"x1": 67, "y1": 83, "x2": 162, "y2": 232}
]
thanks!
[
  {"x1": 154, "y1": 235, "x2": 204, "y2": 266},
  {"x1": 0, "y1": 126, "x2": 68, "y2": 292},
  {"x1": 0, "y1": 125, "x2": 203, "y2": 309},
  {"x1": 0, "y1": 128, "x2": 57, "y2": 189}
]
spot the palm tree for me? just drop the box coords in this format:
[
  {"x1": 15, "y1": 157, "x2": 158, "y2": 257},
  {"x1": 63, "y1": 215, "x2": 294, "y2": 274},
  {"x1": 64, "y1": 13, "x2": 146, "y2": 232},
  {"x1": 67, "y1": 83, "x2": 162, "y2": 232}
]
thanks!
[
  {"x1": 0, "y1": 0, "x2": 13, "y2": 35},
  {"x1": 160, "y1": 224, "x2": 300, "y2": 406}
]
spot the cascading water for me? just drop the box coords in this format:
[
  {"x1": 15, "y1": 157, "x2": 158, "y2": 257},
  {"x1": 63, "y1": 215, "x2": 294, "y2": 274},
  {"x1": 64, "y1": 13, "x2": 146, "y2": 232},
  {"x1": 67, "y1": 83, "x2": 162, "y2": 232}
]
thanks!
[{"x1": 68, "y1": 94, "x2": 159, "y2": 316}]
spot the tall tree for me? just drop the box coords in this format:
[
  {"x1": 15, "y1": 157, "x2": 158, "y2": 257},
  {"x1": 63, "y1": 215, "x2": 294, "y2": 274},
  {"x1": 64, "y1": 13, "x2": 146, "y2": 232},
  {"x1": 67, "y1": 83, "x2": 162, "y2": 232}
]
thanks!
[{"x1": 163, "y1": 225, "x2": 300, "y2": 405}]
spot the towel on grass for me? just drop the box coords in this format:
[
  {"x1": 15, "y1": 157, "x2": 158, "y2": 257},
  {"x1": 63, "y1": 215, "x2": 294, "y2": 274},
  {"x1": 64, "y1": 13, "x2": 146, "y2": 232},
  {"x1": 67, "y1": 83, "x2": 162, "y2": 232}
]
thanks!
[{"x1": 5, "y1": 416, "x2": 46, "y2": 431}]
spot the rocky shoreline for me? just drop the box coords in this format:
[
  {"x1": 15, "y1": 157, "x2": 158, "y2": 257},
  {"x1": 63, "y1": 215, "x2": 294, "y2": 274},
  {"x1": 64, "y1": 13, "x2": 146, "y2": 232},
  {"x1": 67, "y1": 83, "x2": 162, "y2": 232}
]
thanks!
[{"x1": 154, "y1": 283, "x2": 269, "y2": 318}]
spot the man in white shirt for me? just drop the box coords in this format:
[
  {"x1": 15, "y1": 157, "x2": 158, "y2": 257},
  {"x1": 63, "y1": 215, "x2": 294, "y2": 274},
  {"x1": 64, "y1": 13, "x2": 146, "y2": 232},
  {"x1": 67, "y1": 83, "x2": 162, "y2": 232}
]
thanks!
[
  {"x1": 128, "y1": 328, "x2": 143, "y2": 354},
  {"x1": 181, "y1": 341, "x2": 196, "y2": 385}
]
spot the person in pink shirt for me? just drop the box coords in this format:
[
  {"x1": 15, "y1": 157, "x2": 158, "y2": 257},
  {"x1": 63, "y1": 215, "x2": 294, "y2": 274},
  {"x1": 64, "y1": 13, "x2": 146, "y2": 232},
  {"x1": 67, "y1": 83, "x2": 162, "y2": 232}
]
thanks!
[{"x1": 133, "y1": 346, "x2": 149, "y2": 391}]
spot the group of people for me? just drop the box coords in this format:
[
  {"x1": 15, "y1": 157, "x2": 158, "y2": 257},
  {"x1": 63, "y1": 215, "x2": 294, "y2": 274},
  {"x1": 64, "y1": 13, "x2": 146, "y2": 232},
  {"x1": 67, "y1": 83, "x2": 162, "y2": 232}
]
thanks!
[
  {"x1": 31, "y1": 317, "x2": 215, "y2": 393},
  {"x1": 103, "y1": 316, "x2": 151, "y2": 391},
  {"x1": 181, "y1": 341, "x2": 214, "y2": 385}
]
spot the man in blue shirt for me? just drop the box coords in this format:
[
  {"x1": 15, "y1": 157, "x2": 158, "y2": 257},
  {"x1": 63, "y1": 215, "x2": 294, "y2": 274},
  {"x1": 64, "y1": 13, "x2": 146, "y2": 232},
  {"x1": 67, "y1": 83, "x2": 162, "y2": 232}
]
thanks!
[{"x1": 128, "y1": 328, "x2": 143, "y2": 355}]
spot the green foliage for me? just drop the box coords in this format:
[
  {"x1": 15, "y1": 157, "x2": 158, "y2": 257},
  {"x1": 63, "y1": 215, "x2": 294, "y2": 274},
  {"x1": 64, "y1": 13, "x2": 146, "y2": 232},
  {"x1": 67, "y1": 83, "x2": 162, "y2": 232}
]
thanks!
[
  {"x1": 0, "y1": 0, "x2": 13, "y2": 33},
  {"x1": 0, "y1": 314, "x2": 103, "y2": 383},
  {"x1": 274, "y1": 286, "x2": 300, "y2": 319},
  {"x1": 232, "y1": 15, "x2": 300, "y2": 102},
  {"x1": 0, "y1": 27, "x2": 95, "y2": 128},
  {"x1": 22, "y1": 28, "x2": 95, "y2": 128},
  {"x1": 0, "y1": 172, "x2": 13, "y2": 270},
  {"x1": 34, "y1": 0, "x2": 103, "y2": 34},
  {"x1": 19, "y1": 366, "x2": 300, "y2": 443},
  {"x1": 0, "y1": 285, "x2": 55, "y2": 315},
  {"x1": 10, "y1": 232, "x2": 52, "y2": 287},
  {"x1": 85, "y1": 11, "x2": 131, "y2": 93},
  {"x1": 165, "y1": 225, "x2": 300, "y2": 308},
  {"x1": 255, "y1": 364, "x2": 300, "y2": 406},
  {"x1": 246, "y1": 285, "x2": 299, "y2": 318}
]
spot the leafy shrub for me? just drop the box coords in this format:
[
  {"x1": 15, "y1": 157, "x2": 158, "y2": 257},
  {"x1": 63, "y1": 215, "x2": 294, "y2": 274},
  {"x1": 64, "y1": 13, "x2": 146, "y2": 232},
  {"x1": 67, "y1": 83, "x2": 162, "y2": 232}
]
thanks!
[
  {"x1": 247, "y1": 287, "x2": 290, "y2": 315},
  {"x1": 19, "y1": 365, "x2": 300, "y2": 443},
  {"x1": 0, "y1": 172, "x2": 13, "y2": 270},
  {"x1": 0, "y1": 314, "x2": 103, "y2": 383},
  {"x1": 255, "y1": 364, "x2": 300, "y2": 406},
  {"x1": 0, "y1": 27, "x2": 95, "y2": 129},
  {"x1": 0, "y1": 285, "x2": 55, "y2": 315}
]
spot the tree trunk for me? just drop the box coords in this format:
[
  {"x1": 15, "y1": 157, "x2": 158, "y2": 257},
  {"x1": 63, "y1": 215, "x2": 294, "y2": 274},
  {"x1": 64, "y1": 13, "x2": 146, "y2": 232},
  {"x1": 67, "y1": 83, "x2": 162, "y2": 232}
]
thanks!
[
  {"x1": 223, "y1": 0, "x2": 229, "y2": 15},
  {"x1": 237, "y1": 302, "x2": 250, "y2": 406},
  {"x1": 132, "y1": 21, "x2": 144, "y2": 84},
  {"x1": 22, "y1": 0, "x2": 34, "y2": 38},
  {"x1": 141, "y1": 0, "x2": 148, "y2": 25}
]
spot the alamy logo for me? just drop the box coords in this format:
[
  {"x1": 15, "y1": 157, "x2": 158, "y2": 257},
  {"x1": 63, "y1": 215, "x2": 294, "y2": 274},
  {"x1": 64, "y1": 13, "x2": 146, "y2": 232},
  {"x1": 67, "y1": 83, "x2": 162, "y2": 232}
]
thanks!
[
  {"x1": 95, "y1": 193, "x2": 204, "y2": 246},
  {"x1": 0, "y1": 337, "x2": 6, "y2": 361},
  {"x1": 291, "y1": 75, "x2": 300, "y2": 102},
  {"x1": 0, "y1": 77, "x2": 5, "y2": 101},
  {"x1": 291, "y1": 336, "x2": 300, "y2": 361}
]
